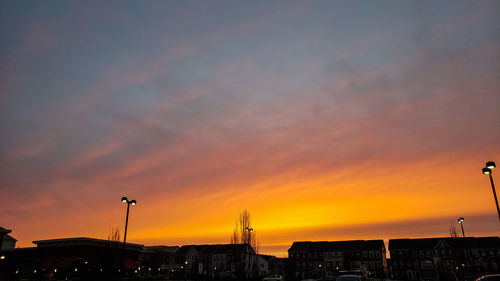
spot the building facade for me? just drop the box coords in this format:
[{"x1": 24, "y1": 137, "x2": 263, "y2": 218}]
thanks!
[
  {"x1": 0, "y1": 228, "x2": 16, "y2": 251},
  {"x1": 175, "y1": 243, "x2": 257, "y2": 279},
  {"x1": 0, "y1": 237, "x2": 175, "y2": 281},
  {"x1": 389, "y1": 237, "x2": 500, "y2": 281},
  {"x1": 288, "y1": 240, "x2": 388, "y2": 280}
]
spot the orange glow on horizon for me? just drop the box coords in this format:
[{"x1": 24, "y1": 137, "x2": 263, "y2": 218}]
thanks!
[{"x1": 10, "y1": 148, "x2": 499, "y2": 257}]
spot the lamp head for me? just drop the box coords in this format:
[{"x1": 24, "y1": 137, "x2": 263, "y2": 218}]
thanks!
[
  {"x1": 122, "y1": 197, "x2": 128, "y2": 203},
  {"x1": 130, "y1": 200, "x2": 136, "y2": 205},
  {"x1": 483, "y1": 168, "x2": 491, "y2": 175},
  {"x1": 486, "y1": 161, "x2": 496, "y2": 169},
  {"x1": 458, "y1": 217, "x2": 464, "y2": 223}
]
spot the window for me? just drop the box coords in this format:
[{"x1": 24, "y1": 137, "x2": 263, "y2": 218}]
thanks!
[
  {"x1": 363, "y1": 251, "x2": 367, "y2": 258},
  {"x1": 421, "y1": 260, "x2": 433, "y2": 270},
  {"x1": 369, "y1": 251, "x2": 374, "y2": 258}
]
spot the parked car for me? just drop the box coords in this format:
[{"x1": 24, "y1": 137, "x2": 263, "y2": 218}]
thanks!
[
  {"x1": 475, "y1": 274, "x2": 500, "y2": 281},
  {"x1": 263, "y1": 274, "x2": 284, "y2": 281},
  {"x1": 336, "y1": 274, "x2": 367, "y2": 281}
]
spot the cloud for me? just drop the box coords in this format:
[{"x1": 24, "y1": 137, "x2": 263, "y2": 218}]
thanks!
[{"x1": 1, "y1": 1, "x2": 500, "y2": 254}]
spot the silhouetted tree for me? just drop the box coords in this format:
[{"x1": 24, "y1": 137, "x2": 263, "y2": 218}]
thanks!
[
  {"x1": 449, "y1": 224, "x2": 459, "y2": 238},
  {"x1": 230, "y1": 209, "x2": 259, "y2": 252},
  {"x1": 101, "y1": 227, "x2": 121, "y2": 280}
]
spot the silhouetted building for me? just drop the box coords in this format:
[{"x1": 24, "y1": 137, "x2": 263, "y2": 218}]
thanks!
[
  {"x1": 0, "y1": 237, "x2": 183, "y2": 281},
  {"x1": 0, "y1": 227, "x2": 16, "y2": 251},
  {"x1": 288, "y1": 240, "x2": 388, "y2": 280},
  {"x1": 389, "y1": 237, "x2": 500, "y2": 281},
  {"x1": 257, "y1": 254, "x2": 270, "y2": 276},
  {"x1": 0, "y1": 236, "x2": 16, "y2": 252},
  {"x1": 139, "y1": 245, "x2": 179, "y2": 277},
  {"x1": 175, "y1": 243, "x2": 257, "y2": 279}
]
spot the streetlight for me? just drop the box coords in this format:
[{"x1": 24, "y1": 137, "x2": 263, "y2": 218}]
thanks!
[
  {"x1": 457, "y1": 217, "x2": 465, "y2": 237},
  {"x1": 244, "y1": 227, "x2": 253, "y2": 244},
  {"x1": 482, "y1": 161, "x2": 500, "y2": 222},
  {"x1": 244, "y1": 227, "x2": 254, "y2": 278},
  {"x1": 121, "y1": 197, "x2": 136, "y2": 247}
]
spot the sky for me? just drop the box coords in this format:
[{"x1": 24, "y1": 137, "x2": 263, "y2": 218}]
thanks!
[{"x1": 1, "y1": 1, "x2": 499, "y2": 257}]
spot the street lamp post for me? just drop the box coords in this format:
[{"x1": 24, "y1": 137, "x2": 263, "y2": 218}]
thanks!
[
  {"x1": 244, "y1": 227, "x2": 254, "y2": 279},
  {"x1": 482, "y1": 161, "x2": 500, "y2": 222},
  {"x1": 244, "y1": 227, "x2": 254, "y2": 244},
  {"x1": 457, "y1": 217, "x2": 465, "y2": 237},
  {"x1": 121, "y1": 197, "x2": 137, "y2": 247}
]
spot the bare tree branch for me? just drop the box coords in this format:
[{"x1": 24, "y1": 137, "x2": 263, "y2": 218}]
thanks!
[{"x1": 230, "y1": 209, "x2": 259, "y2": 253}]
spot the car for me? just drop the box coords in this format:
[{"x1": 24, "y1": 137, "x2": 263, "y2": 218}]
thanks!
[
  {"x1": 336, "y1": 274, "x2": 367, "y2": 281},
  {"x1": 475, "y1": 274, "x2": 500, "y2": 281},
  {"x1": 263, "y1": 275, "x2": 284, "y2": 281}
]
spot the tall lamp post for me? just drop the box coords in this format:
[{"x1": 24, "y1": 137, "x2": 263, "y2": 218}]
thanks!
[
  {"x1": 121, "y1": 197, "x2": 137, "y2": 247},
  {"x1": 244, "y1": 227, "x2": 254, "y2": 279},
  {"x1": 457, "y1": 217, "x2": 465, "y2": 237},
  {"x1": 244, "y1": 227, "x2": 254, "y2": 243},
  {"x1": 482, "y1": 161, "x2": 500, "y2": 222}
]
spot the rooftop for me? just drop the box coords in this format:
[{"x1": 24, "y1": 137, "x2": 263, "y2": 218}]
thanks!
[
  {"x1": 389, "y1": 237, "x2": 500, "y2": 251},
  {"x1": 288, "y1": 240, "x2": 385, "y2": 253}
]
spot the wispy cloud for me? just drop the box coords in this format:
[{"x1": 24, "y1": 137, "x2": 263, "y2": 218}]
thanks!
[{"x1": 1, "y1": 1, "x2": 499, "y2": 253}]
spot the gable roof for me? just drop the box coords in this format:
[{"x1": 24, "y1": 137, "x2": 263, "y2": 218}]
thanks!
[
  {"x1": 32, "y1": 237, "x2": 143, "y2": 250},
  {"x1": 0, "y1": 227, "x2": 12, "y2": 235},
  {"x1": 389, "y1": 237, "x2": 500, "y2": 251},
  {"x1": 3, "y1": 234, "x2": 17, "y2": 242}
]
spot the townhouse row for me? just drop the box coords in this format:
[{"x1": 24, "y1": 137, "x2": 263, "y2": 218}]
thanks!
[
  {"x1": 1, "y1": 229, "x2": 499, "y2": 281},
  {"x1": 288, "y1": 237, "x2": 500, "y2": 281}
]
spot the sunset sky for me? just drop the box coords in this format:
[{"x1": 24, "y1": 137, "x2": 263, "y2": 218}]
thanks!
[{"x1": 1, "y1": 1, "x2": 499, "y2": 257}]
